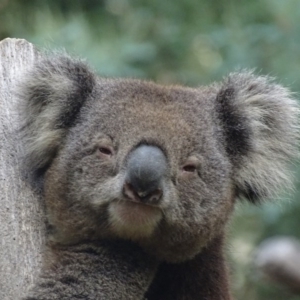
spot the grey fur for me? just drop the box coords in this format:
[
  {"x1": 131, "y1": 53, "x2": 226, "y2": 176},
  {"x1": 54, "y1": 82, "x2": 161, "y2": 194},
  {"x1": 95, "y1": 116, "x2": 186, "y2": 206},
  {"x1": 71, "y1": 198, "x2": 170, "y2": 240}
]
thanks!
[
  {"x1": 216, "y1": 72, "x2": 299, "y2": 202},
  {"x1": 18, "y1": 53, "x2": 299, "y2": 299},
  {"x1": 23, "y1": 241, "x2": 158, "y2": 300}
]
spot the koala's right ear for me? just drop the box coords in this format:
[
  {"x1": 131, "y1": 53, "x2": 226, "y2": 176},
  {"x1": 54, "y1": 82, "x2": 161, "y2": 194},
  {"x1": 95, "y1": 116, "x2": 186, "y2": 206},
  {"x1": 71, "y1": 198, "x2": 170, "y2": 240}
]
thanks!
[
  {"x1": 19, "y1": 55, "x2": 96, "y2": 185},
  {"x1": 215, "y1": 71, "x2": 299, "y2": 203}
]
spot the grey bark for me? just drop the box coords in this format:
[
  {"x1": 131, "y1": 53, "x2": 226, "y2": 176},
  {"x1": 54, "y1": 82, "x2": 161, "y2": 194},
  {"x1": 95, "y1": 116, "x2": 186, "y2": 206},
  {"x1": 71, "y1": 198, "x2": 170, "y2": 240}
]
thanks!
[{"x1": 0, "y1": 38, "x2": 45, "y2": 300}]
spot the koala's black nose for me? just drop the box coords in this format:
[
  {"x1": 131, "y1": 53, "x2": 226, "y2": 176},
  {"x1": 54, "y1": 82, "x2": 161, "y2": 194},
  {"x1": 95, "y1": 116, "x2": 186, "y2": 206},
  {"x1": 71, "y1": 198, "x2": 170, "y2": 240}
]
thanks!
[{"x1": 123, "y1": 145, "x2": 167, "y2": 205}]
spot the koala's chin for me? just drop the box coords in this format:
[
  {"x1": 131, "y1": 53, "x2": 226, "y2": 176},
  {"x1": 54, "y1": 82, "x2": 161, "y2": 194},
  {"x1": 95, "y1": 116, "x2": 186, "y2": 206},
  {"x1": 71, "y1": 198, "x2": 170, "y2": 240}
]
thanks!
[{"x1": 108, "y1": 201, "x2": 162, "y2": 240}]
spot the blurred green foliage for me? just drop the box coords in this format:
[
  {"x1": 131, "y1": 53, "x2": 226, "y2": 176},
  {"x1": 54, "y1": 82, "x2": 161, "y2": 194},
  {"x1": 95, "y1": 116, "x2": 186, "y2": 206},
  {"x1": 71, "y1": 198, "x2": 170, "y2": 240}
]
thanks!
[{"x1": 1, "y1": 0, "x2": 300, "y2": 299}]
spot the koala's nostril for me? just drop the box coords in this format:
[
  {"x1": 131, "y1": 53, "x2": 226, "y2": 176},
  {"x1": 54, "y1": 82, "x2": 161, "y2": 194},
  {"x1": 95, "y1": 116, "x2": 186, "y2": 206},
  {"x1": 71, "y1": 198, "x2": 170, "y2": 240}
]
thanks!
[
  {"x1": 145, "y1": 188, "x2": 163, "y2": 205},
  {"x1": 123, "y1": 182, "x2": 163, "y2": 205}
]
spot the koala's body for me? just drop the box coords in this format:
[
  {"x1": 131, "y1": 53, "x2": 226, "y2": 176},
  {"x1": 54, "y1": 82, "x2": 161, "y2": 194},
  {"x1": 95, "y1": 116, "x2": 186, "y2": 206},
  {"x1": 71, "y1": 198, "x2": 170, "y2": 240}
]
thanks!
[{"x1": 20, "y1": 54, "x2": 299, "y2": 300}]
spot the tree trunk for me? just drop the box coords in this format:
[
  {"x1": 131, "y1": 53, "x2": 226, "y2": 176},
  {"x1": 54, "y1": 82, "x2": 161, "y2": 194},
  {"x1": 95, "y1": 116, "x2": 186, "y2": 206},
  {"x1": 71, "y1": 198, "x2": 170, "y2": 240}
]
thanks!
[{"x1": 0, "y1": 38, "x2": 45, "y2": 300}]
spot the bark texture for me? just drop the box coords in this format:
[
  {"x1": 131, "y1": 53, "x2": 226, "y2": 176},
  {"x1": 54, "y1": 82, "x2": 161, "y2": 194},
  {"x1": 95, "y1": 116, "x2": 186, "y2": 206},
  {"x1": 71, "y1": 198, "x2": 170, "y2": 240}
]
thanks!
[{"x1": 0, "y1": 38, "x2": 45, "y2": 300}]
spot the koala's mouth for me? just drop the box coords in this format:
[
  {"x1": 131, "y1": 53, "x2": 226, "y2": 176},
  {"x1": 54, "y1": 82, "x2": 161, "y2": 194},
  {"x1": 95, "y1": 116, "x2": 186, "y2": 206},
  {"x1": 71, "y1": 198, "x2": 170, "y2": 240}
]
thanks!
[{"x1": 108, "y1": 200, "x2": 162, "y2": 239}]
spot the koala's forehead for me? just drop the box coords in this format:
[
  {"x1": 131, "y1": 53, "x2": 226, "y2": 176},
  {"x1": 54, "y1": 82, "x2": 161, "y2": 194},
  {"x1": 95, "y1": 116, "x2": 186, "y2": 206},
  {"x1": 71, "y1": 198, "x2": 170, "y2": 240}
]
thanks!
[{"x1": 81, "y1": 79, "x2": 217, "y2": 152}]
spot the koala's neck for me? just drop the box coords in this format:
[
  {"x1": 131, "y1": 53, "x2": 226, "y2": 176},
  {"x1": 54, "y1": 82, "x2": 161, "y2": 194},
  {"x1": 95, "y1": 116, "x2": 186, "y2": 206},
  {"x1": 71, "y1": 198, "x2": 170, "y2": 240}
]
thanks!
[
  {"x1": 23, "y1": 241, "x2": 158, "y2": 300},
  {"x1": 146, "y1": 234, "x2": 233, "y2": 300}
]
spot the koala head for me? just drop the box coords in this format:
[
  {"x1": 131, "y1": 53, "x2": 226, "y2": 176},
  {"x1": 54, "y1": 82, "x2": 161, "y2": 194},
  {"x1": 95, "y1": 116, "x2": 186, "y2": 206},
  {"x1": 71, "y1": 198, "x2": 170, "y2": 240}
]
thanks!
[{"x1": 20, "y1": 55, "x2": 299, "y2": 262}]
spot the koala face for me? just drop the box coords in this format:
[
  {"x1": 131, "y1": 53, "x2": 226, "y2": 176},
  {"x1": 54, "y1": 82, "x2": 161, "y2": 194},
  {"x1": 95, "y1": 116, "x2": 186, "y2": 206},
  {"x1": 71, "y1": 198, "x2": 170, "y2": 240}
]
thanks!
[
  {"x1": 44, "y1": 80, "x2": 234, "y2": 261},
  {"x1": 21, "y1": 55, "x2": 299, "y2": 263}
]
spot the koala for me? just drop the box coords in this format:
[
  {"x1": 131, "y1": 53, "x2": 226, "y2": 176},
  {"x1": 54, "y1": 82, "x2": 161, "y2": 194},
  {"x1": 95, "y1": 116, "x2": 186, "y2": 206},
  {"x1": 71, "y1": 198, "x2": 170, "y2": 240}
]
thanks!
[{"x1": 19, "y1": 54, "x2": 299, "y2": 300}]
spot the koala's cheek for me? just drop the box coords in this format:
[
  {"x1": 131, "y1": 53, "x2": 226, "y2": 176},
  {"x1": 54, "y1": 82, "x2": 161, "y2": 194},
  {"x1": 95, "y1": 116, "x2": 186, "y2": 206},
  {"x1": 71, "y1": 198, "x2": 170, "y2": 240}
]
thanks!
[{"x1": 108, "y1": 201, "x2": 162, "y2": 240}]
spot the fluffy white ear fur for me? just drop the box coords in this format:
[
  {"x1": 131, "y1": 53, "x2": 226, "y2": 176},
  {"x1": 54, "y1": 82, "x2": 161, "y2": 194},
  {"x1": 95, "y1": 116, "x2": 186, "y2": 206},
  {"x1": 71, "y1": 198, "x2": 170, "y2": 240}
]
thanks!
[
  {"x1": 19, "y1": 55, "x2": 95, "y2": 182},
  {"x1": 219, "y1": 72, "x2": 300, "y2": 202}
]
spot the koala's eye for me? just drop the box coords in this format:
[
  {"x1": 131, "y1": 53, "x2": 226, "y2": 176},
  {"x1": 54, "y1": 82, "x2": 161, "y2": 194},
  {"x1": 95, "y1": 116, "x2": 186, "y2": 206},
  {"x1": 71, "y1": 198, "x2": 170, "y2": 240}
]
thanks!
[
  {"x1": 180, "y1": 156, "x2": 201, "y2": 177},
  {"x1": 98, "y1": 147, "x2": 113, "y2": 157},
  {"x1": 182, "y1": 164, "x2": 197, "y2": 173}
]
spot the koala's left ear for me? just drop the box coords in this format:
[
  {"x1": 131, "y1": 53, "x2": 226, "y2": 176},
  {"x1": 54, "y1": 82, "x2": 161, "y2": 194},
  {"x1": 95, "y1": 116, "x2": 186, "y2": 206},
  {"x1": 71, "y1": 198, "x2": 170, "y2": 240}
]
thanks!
[
  {"x1": 19, "y1": 54, "x2": 96, "y2": 185},
  {"x1": 215, "y1": 71, "x2": 299, "y2": 203}
]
